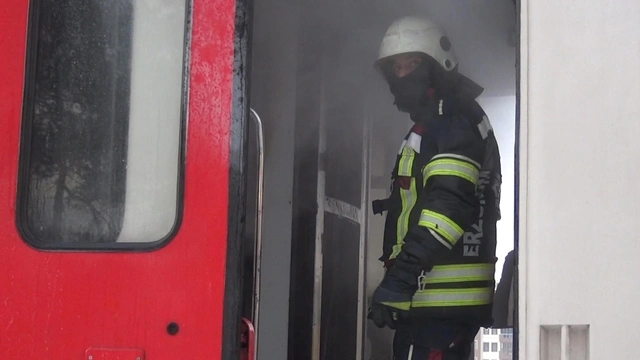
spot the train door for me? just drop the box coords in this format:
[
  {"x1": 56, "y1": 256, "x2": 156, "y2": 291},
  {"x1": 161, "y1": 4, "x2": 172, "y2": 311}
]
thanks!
[{"x1": 0, "y1": 0, "x2": 249, "y2": 359}]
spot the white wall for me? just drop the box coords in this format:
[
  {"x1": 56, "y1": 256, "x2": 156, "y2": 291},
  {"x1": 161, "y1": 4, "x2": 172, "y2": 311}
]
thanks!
[{"x1": 520, "y1": 0, "x2": 640, "y2": 358}]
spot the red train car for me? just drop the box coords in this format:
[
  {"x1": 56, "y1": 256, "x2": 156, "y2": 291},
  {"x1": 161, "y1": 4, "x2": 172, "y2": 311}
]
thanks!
[{"x1": 0, "y1": 0, "x2": 252, "y2": 358}]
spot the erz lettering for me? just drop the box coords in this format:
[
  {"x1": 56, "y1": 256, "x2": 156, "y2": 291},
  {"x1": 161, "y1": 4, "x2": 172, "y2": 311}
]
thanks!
[{"x1": 463, "y1": 170, "x2": 491, "y2": 256}]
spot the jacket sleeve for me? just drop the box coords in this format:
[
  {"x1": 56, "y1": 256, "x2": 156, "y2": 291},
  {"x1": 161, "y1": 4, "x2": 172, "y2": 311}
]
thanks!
[{"x1": 393, "y1": 115, "x2": 485, "y2": 276}]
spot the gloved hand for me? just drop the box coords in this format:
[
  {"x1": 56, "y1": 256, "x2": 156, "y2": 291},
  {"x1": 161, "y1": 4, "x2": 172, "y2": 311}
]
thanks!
[
  {"x1": 367, "y1": 266, "x2": 418, "y2": 329},
  {"x1": 369, "y1": 226, "x2": 440, "y2": 329}
]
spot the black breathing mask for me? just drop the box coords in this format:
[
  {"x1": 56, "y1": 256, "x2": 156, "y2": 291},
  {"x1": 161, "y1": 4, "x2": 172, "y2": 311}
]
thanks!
[{"x1": 387, "y1": 62, "x2": 434, "y2": 113}]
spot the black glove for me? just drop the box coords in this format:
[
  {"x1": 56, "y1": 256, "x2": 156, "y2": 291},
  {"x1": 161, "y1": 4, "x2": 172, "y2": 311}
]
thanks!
[
  {"x1": 367, "y1": 266, "x2": 417, "y2": 329},
  {"x1": 368, "y1": 226, "x2": 444, "y2": 329}
]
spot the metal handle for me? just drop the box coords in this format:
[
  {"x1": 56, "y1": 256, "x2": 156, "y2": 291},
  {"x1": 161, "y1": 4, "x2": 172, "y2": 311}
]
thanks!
[
  {"x1": 249, "y1": 108, "x2": 264, "y2": 360},
  {"x1": 240, "y1": 318, "x2": 256, "y2": 360}
]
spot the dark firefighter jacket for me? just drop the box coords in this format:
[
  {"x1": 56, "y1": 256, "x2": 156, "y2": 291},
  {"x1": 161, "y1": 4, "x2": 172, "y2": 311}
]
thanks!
[{"x1": 373, "y1": 92, "x2": 502, "y2": 327}]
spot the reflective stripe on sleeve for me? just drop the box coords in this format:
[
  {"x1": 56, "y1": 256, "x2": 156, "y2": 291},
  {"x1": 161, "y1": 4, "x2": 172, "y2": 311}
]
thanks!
[
  {"x1": 430, "y1": 153, "x2": 481, "y2": 169},
  {"x1": 418, "y1": 209, "x2": 464, "y2": 247},
  {"x1": 381, "y1": 301, "x2": 412, "y2": 311},
  {"x1": 423, "y1": 153, "x2": 480, "y2": 187},
  {"x1": 422, "y1": 158, "x2": 480, "y2": 186},
  {"x1": 421, "y1": 263, "x2": 495, "y2": 284},
  {"x1": 428, "y1": 229, "x2": 452, "y2": 250},
  {"x1": 412, "y1": 287, "x2": 493, "y2": 307}
]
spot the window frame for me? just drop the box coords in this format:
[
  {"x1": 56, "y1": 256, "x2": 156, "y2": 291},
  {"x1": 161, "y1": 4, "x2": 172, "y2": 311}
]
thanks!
[{"x1": 16, "y1": 0, "x2": 191, "y2": 251}]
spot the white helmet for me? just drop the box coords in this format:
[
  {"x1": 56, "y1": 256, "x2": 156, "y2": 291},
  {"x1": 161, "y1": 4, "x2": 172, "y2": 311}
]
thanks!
[{"x1": 376, "y1": 16, "x2": 458, "y2": 72}]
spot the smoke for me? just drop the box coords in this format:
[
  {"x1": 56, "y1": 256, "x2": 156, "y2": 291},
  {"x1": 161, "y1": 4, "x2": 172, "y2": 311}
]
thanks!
[{"x1": 247, "y1": 1, "x2": 517, "y2": 359}]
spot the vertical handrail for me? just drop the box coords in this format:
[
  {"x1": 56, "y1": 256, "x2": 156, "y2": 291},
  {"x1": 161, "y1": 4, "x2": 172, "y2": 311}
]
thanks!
[
  {"x1": 356, "y1": 113, "x2": 372, "y2": 360},
  {"x1": 249, "y1": 108, "x2": 264, "y2": 360},
  {"x1": 311, "y1": 89, "x2": 327, "y2": 360}
]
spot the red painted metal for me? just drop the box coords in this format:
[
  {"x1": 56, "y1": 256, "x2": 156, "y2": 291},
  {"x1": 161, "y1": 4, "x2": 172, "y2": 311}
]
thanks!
[
  {"x1": 0, "y1": 0, "x2": 237, "y2": 358},
  {"x1": 85, "y1": 348, "x2": 145, "y2": 360}
]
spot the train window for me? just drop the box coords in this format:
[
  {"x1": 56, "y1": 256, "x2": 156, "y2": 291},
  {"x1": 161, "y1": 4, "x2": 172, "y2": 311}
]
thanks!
[{"x1": 17, "y1": 0, "x2": 188, "y2": 249}]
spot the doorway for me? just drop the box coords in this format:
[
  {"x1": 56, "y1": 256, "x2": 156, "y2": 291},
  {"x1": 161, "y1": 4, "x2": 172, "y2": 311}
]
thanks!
[{"x1": 245, "y1": 1, "x2": 518, "y2": 359}]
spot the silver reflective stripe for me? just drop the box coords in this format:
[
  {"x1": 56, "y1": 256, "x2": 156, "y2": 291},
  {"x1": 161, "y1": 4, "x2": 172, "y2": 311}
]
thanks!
[
  {"x1": 397, "y1": 139, "x2": 407, "y2": 155},
  {"x1": 428, "y1": 229, "x2": 452, "y2": 250},
  {"x1": 397, "y1": 147, "x2": 414, "y2": 176},
  {"x1": 423, "y1": 159, "x2": 480, "y2": 186},
  {"x1": 391, "y1": 179, "x2": 417, "y2": 259},
  {"x1": 477, "y1": 115, "x2": 493, "y2": 139},
  {"x1": 412, "y1": 287, "x2": 493, "y2": 307},
  {"x1": 418, "y1": 210, "x2": 464, "y2": 246},
  {"x1": 407, "y1": 345, "x2": 414, "y2": 360},
  {"x1": 406, "y1": 132, "x2": 422, "y2": 154},
  {"x1": 421, "y1": 264, "x2": 495, "y2": 284},
  {"x1": 430, "y1": 153, "x2": 481, "y2": 169}
]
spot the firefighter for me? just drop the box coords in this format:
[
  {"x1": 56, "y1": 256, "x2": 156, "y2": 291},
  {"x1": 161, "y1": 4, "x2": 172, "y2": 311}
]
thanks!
[{"x1": 367, "y1": 16, "x2": 502, "y2": 360}]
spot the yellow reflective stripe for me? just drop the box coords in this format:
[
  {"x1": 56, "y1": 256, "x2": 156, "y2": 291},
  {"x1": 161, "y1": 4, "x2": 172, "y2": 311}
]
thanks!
[
  {"x1": 421, "y1": 264, "x2": 495, "y2": 284},
  {"x1": 430, "y1": 153, "x2": 481, "y2": 169},
  {"x1": 397, "y1": 147, "x2": 414, "y2": 176},
  {"x1": 381, "y1": 301, "x2": 412, "y2": 311},
  {"x1": 422, "y1": 158, "x2": 480, "y2": 187},
  {"x1": 412, "y1": 287, "x2": 493, "y2": 307},
  {"x1": 418, "y1": 210, "x2": 464, "y2": 246},
  {"x1": 427, "y1": 229, "x2": 453, "y2": 250},
  {"x1": 390, "y1": 178, "x2": 417, "y2": 259}
]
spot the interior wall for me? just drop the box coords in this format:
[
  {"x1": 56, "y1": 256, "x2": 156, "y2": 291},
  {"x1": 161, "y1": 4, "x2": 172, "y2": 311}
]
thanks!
[
  {"x1": 520, "y1": 0, "x2": 640, "y2": 359},
  {"x1": 287, "y1": 18, "x2": 322, "y2": 359},
  {"x1": 249, "y1": 0, "x2": 299, "y2": 358}
]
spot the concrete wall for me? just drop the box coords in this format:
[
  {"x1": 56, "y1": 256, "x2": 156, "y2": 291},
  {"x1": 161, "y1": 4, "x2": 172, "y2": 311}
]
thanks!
[{"x1": 519, "y1": 0, "x2": 640, "y2": 358}]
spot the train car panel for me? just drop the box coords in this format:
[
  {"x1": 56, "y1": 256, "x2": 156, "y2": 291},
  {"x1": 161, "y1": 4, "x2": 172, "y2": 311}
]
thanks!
[{"x1": 0, "y1": 0, "x2": 240, "y2": 358}]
